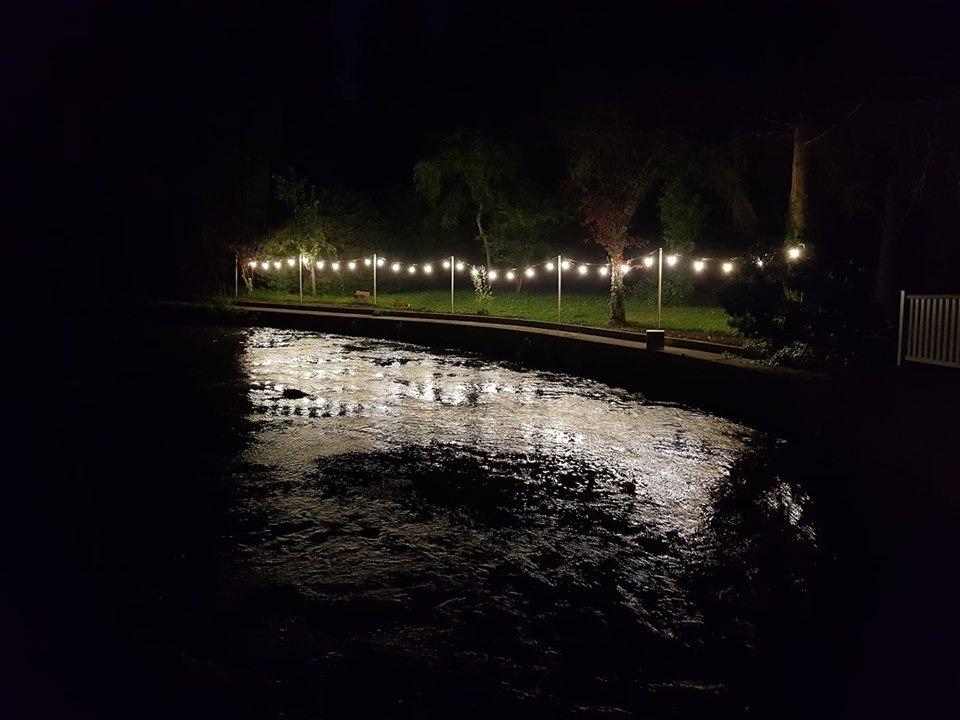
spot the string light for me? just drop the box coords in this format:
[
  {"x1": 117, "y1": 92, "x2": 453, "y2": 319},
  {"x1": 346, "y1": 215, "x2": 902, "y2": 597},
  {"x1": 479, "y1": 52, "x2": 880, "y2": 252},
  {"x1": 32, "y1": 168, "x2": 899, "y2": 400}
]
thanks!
[
  {"x1": 456, "y1": 261, "x2": 465, "y2": 271},
  {"x1": 287, "y1": 258, "x2": 295, "y2": 267},
  {"x1": 261, "y1": 262, "x2": 270, "y2": 270},
  {"x1": 301, "y1": 256, "x2": 308, "y2": 265},
  {"x1": 561, "y1": 260, "x2": 570, "y2": 270},
  {"x1": 546, "y1": 261, "x2": 555, "y2": 271},
  {"x1": 599, "y1": 266, "x2": 609, "y2": 276},
  {"x1": 331, "y1": 261, "x2": 340, "y2": 272},
  {"x1": 377, "y1": 257, "x2": 386, "y2": 267},
  {"x1": 273, "y1": 261, "x2": 281, "y2": 269},
  {"x1": 423, "y1": 264, "x2": 433, "y2": 274},
  {"x1": 578, "y1": 265, "x2": 588, "y2": 275},
  {"x1": 506, "y1": 270, "x2": 515, "y2": 280},
  {"x1": 722, "y1": 261, "x2": 734, "y2": 274},
  {"x1": 693, "y1": 259, "x2": 705, "y2": 273},
  {"x1": 392, "y1": 262, "x2": 401, "y2": 272},
  {"x1": 643, "y1": 256, "x2": 654, "y2": 268},
  {"x1": 364, "y1": 258, "x2": 371, "y2": 266},
  {"x1": 787, "y1": 246, "x2": 802, "y2": 260},
  {"x1": 756, "y1": 259, "x2": 764, "y2": 268},
  {"x1": 620, "y1": 264, "x2": 630, "y2": 274},
  {"x1": 443, "y1": 260, "x2": 450, "y2": 269},
  {"x1": 347, "y1": 261, "x2": 357, "y2": 271},
  {"x1": 407, "y1": 265, "x2": 416, "y2": 274},
  {"x1": 666, "y1": 254, "x2": 678, "y2": 267},
  {"x1": 248, "y1": 260, "x2": 257, "y2": 268},
  {"x1": 316, "y1": 260, "x2": 325, "y2": 270},
  {"x1": 525, "y1": 267, "x2": 535, "y2": 278},
  {"x1": 488, "y1": 270, "x2": 498, "y2": 281}
]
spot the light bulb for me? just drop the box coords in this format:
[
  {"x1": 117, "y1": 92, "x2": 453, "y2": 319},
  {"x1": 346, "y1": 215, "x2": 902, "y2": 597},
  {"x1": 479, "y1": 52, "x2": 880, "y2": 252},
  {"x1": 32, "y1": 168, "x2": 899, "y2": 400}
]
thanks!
[
  {"x1": 546, "y1": 261, "x2": 555, "y2": 271},
  {"x1": 364, "y1": 258, "x2": 371, "y2": 266},
  {"x1": 442, "y1": 260, "x2": 450, "y2": 269},
  {"x1": 599, "y1": 266, "x2": 608, "y2": 276},
  {"x1": 348, "y1": 261, "x2": 357, "y2": 271},
  {"x1": 408, "y1": 265, "x2": 416, "y2": 274},
  {"x1": 377, "y1": 257, "x2": 385, "y2": 267},
  {"x1": 488, "y1": 270, "x2": 498, "y2": 281},
  {"x1": 248, "y1": 260, "x2": 256, "y2": 268},
  {"x1": 525, "y1": 267, "x2": 535, "y2": 278},
  {"x1": 506, "y1": 270, "x2": 515, "y2": 280},
  {"x1": 722, "y1": 262, "x2": 734, "y2": 274},
  {"x1": 666, "y1": 254, "x2": 678, "y2": 267},
  {"x1": 643, "y1": 256, "x2": 654, "y2": 268},
  {"x1": 316, "y1": 260, "x2": 324, "y2": 270},
  {"x1": 693, "y1": 260, "x2": 705, "y2": 273},
  {"x1": 578, "y1": 265, "x2": 588, "y2": 275},
  {"x1": 273, "y1": 261, "x2": 281, "y2": 269},
  {"x1": 423, "y1": 264, "x2": 433, "y2": 274},
  {"x1": 331, "y1": 261, "x2": 340, "y2": 272},
  {"x1": 392, "y1": 262, "x2": 401, "y2": 272},
  {"x1": 261, "y1": 262, "x2": 270, "y2": 270},
  {"x1": 756, "y1": 259, "x2": 764, "y2": 268},
  {"x1": 620, "y1": 264, "x2": 630, "y2": 274},
  {"x1": 787, "y1": 246, "x2": 801, "y2": 260},
  {"x1": 456, "y1": 261, "x2": 465, "y2": 271},
  {"x1": 560, "y1": 260, "x2": 570, "y2": 270},
  {"x1": 287, "y1": 258, "x2": 295, "y2": 267}
]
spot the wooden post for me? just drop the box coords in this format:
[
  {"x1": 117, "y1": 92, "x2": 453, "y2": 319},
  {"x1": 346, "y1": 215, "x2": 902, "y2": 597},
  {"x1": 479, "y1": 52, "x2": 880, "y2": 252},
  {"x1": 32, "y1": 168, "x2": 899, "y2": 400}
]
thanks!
[
  {"x1": 450, "y1": 255, "x2": 455, "y2": 313},
  {"x1": 657, "y1": 247, "x2": 663, "y2": 329},
  {"x1": 373, "y1": 253, "x2": 378, "y2": 305},
  {"x1": 557, "y1": 254, "x2": 562, "y2": 323},
  {"x1": 897, "y1": 290, "x2": 906, "y2": 366},
  {"x1": 298, "y1": 254, "x2": 303, "y2": 303},
  {"x1": 234, "y1": 255, "x2": 239, "y2": 298}
]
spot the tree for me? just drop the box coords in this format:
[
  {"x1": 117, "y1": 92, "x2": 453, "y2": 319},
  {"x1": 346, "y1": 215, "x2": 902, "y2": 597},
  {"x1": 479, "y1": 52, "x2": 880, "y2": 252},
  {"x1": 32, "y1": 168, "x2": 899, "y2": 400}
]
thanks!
[
  {"x1": 489, "y1": 190, "x2": 561, "y2": 288},
  {"x1": 565, "y1": 118, "x2": 656, "y2": 325},
  {"x1": 264, "y1": 171, "x2": 384, "y2": 293},
  {"x1": 414, "y1": 131, "x2": 518, "y2": 269}
]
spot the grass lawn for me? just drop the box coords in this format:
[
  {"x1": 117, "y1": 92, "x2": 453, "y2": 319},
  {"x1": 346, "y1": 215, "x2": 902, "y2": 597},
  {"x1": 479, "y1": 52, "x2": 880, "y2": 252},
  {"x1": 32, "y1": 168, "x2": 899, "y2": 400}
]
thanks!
[{"x1": 238, "y1": 289, "x2": 738, "y2": 343}]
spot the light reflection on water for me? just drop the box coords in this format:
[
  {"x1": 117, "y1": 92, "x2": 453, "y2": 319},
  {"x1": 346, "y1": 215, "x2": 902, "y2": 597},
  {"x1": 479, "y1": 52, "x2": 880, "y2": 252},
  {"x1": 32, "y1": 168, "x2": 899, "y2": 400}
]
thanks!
[{"x1": 226, "y1": 327, "x2": 817, "y2": 713}]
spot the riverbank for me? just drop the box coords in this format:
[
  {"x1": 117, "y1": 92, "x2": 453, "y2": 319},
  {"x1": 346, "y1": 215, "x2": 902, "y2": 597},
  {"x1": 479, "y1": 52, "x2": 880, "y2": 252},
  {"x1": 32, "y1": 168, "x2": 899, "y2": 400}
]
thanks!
[{"x1": 235, "y1": 289, "x2": 737, "y2": 344}]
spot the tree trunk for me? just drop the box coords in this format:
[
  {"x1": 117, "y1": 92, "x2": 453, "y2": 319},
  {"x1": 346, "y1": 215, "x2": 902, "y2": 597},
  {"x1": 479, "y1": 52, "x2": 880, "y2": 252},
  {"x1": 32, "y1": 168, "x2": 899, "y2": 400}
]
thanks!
[
  {"x1": 476, "y1": 211, "x2": 492, "y2": 268},
  {"x1": 242, "y1": 267, "x2": 253, "y2": 292},
  {"x1": 310, "y1": 265, "x2": 316, "y2": 294},
  {"x1": 609, "y1": 251, "x2": 626, "y2": 326},
  {"x1": 786, "y1": 124, "x2": 811, "y2": 243},
  {"x1": 873, "y1": 176, "x2": 899, "y2": 306}
]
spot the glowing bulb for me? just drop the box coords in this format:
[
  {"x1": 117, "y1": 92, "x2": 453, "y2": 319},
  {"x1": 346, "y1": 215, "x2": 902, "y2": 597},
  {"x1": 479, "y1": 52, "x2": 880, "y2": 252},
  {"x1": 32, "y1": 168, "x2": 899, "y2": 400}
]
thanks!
[
  {"x1": 620, "y1": 264, "x2": 630, "y2": 274},
  {"x1": 407, "y1": 265, "x2": 416, "y2": 274},
  {"x1": 560, "y1": 260, "x2": 570, "y2": 270},
  {"x1": 331, "y1": 261, "x2": 340, "y2": 272},
  {"x1": 316, "y1": 260, "x2": 324, "y2": 270},
  {"x1": 423, "y1": 264, "x2": 433, "y2": 274},
  {"x1": 364, "y1": 258, "x2": 371, "y2": 266},
  {"x1": 525, "y1": 267, "x2": 535, "y2": 278},
  {"x1": 756, "y1": 258, "x2": 764, "y2": 268},
  {"x1": 666, "y1": 254, "x2": 678, "y2": 267},
  {"x1": 787, "y1": 246, "x2": 802, "y2": 260},
  {"x1": 392, "y1": 262, "x2": 401, "y2": 272},
  {"x1": 287, "y1": 257, "x2": 295, "y2": 267},
  {"x1": 546, "y1": 261, "x2": 555, "y2": 271},
  {"x1": 488, "y1": 270, "x2": 498, "y2": 281},
  {"x1": 693, "y1": 260, "x2": 705, "y2": 273},
  {"x1": 442, "y1": 260, "x2": 450, "y2": 269},
  {"x1": 470, "y1": 266, "x2": 479, "y2": 276},
  {"x1": 273, "y1": 261, "x2": 281, "y2": 270},
  {"x1": 643, "y1": 256, "x2": 654, "y2": 268},
  {"x1": 722, "y1": 262, "x2": 734, "y2": 274},
  {"x1": 301, "y1": 256, "x2": 308, "y2": 265},
  {"x1": 456, "y1": 261, "x2": 465, "y2": 271},
  {"x1": 248, "y1": 260, "x2": 256, "y2": 268},
  {"x1": 377, "y1": 257, "x2": 385, "y2": 267},
  {"x1": 599, "y1": 266, "x2": 608, "y2": 276},
  {"x1": 261, "y1": 262, "x2": 270, "y2": 270},
  {"x1": 348, "y1": 261, "x2": 357, "y2": 271},
  {"x1": 578, "y1": 265, "x2": 588, "y2": 275},
  {"x1": 506, "y1": 270, "x2": 515, "y2": 280}
]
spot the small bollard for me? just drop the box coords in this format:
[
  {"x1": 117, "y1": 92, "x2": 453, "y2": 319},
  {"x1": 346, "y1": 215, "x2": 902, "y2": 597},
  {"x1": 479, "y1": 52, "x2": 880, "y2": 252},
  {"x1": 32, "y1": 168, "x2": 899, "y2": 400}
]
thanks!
[{"x1": 646, "y1": 329, "x2": 665, "y2": 351}]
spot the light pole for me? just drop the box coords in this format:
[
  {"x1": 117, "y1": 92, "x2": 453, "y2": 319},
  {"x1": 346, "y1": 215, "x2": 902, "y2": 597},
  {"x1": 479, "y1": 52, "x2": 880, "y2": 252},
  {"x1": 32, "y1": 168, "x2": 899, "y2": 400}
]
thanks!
[
  {"x1": 557, "y1": 253, "x2": 563, "y2": 323},
  {"x1": 657, "y1": 246, "x2": 663, "y2": 329},
  {"x1": 450, "y1": 255, "x2": 455, "y2": 313},
  {"x1": 373, "y1": 253, "x2": 378, "y2": 305}
]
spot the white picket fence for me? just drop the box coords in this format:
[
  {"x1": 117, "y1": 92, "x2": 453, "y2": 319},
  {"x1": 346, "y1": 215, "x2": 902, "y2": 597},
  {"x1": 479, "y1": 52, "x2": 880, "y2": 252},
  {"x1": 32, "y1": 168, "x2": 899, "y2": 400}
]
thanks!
[{"x1": 898, "y1": 292, "x2": 960, "y2": 368}]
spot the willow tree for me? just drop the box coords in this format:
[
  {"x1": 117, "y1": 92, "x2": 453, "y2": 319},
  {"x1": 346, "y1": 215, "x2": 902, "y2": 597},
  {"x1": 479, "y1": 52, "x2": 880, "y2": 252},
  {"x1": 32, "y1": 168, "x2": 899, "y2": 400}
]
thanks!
[
  {"x1": 414, "y1": 131, "x2": 517, "y2": 270},
  {"x1": 565, "y1": 121, "x2": 655, "y2": 326}
]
